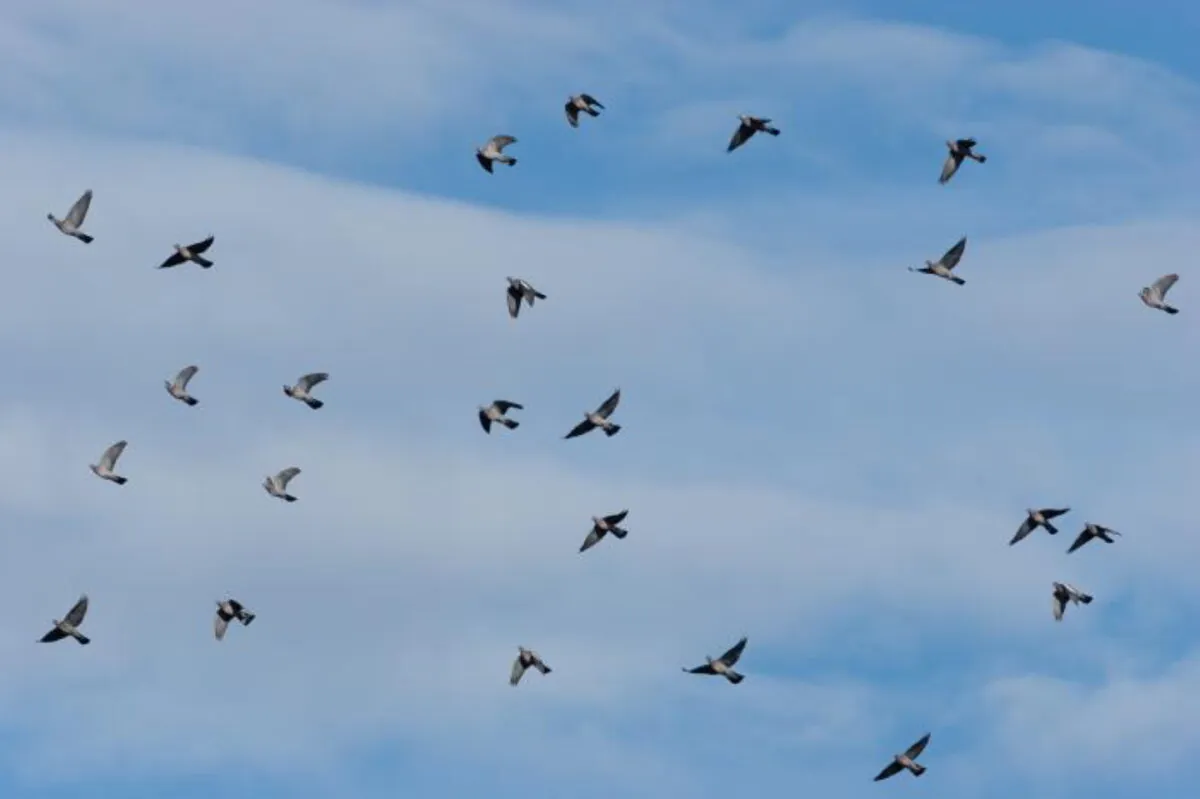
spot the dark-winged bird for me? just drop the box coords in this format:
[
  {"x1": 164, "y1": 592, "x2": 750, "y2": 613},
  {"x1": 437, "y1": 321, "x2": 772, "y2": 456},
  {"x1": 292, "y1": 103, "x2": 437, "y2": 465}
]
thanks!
[
  {"x1": 159, "y1": 235, "x2": 215, "y2": 268},
  {"x1": 909, "y1": 236, "x2": 968, "y2": 285},
  {"x1": 1067, "y1": 523, "x2": 1121, "y2": 554},
  {"x1": 1052, "y1": 581, "x2": 1093, "y2": 621},
  {"x1": 506, "y1": 277, "x2": 546, "y2": 319},
  {"x1": 939, "y1": 138, "x2": 987, "y2": 184},
  {"x1": 215, "y1": 598, "x2": 256, "y2": 641},
  {"x1": 479, "y1": 400, "x2": 523, "y2": 433},
  {"x1": 580, "y1": 509, "x2": 629, "y2": 552},
  {"x1": 727, "y1": 114, "x2": 780, "y2": 152},
  {"x1": 284, "y1": 372, "x2": 329, "y2": 409},
  {"x1": 1010, "y1": 507, "x2": 1070, "y2": 546},
  {"x1": 40, "y1": 594, "x2": 91, "y2": 645},
  {"x1": 873, "y1": 733, "x2": 932, "y2": 781},
  {"x1": 682, "y1": 636, "x2": 748, "y2": 684},
  {"x1": 565, "y1": 94, "x2": 604, "y2": 127},
  {"x1": 476, "y1": 135, "x2": 518, "y2": 173},
  {"x1": 564, "y1": 388, "x2": 622, "y2": 439},
  {"x1": 510, "y1": 646, "x2": 552, "y2": 685}
]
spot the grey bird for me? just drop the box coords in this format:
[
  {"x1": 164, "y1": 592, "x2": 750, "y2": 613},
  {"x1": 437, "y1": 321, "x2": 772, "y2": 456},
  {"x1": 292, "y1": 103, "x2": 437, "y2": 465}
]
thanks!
[
  {"x1": 90, "y1": 440, "x2": 129, "y2": 485},
  {"x1": 682, "y1": 636, "x2": 748, "y2": 684},
  {"x1": 565, "y1": 93, "x2": 604, "y2": 127},
  {"x1": 727, "y1": 114, "x2": 780, "y2": 152},
  {"x1": 158, "y1": 235, "x2": 215, "y2": 269},
  {"x1": 564, "y1": 388, "x2": 622, "y2": 439},
  {"x1": 909, "y1": 236, "x2": 968, "y2": 285},
  {"x1": 263, "y1": 467, "x2": 301, "y2": 502},
  {"x1": 284, "y1": 372, "x2": 329, "y2": 409},
  {"x1": 1052, "y1": 581, "x2": 1093, "y2": 621},
  {"x1": 479, "y1": 400, "x2": 523, "y2": 433},
  {"x1": 214, "y1": 598, "x2": 256, "y2": 641},
  {"x1": 506, "y1": 277, "x2": 547, "y2": 319},
  {"x1": 939, "y1": 138, "x2": 987, "y2": 184},
  {"x1": 1067, "y1": 523, "x2": 1121, "y2": 554},
  {"x1": 873, "y1": 733, "x2": 932, "y2": 781},
  {"x1": 510, "y1": 646, "x2": 552, "y2": 686},
  {"x1": 39, "y1": 594, "x2": 91, "y2": 645},
  {"x1": 580, "y1": 509, "x2": 629, "y2": 553},
  {"x1": 47, "y1": 189, "x2": 94, "y2": 243},
  {"x1": 165, "y1": 365, "x2": 200, "y2": 406},
  {"x1": 476, "y1": 135, "x2": 518, "y2": 173},
  {"x1": 1140, "y1": 273, "x2": 1180, "y2": 314},
  {"x1": 1010, "y1": 507, "x2": 1070, "y2": 546}
]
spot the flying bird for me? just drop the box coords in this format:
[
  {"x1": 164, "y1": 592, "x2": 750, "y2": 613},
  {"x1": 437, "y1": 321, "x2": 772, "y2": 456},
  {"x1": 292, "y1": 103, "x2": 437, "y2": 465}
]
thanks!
[
  {"x1": 1140, "y1": 273, "x2": 1180, "y2": 314},
  {"x1": 682, "y1": 636, "x2": 748, "y2": 684},
  {"x1": 909, "y1": 236, "x2": 968, "y2": 285},
  {"x1": 90, "y1": 440, "x2": 129, "y2": 485},
  {"x1": 580, "y1": 509, "x2": 629, "y2": 553},
  {"x1": 939, "y1": 138, "x2": 987, "y2": 184},
  {"x1": 214, "y1": 598, "x2": 256, "y2": 641},
  {"x1": 47, "y1": 189, "x2": 94, "y2": 243},
  {"x1": 506, "y1": 277, "x2": 547, "y2": 319},
  {"x1": 873, "y1": 733, "x2": 932, "y2": 781},
  {"x1": 564, "y1": 388, "x2": 622, "y2": 439},
  {"x1": 565, "y1": 93, "x2": 604, "y2": 127},
  {"x1": 476, "y1": 135, "x2": 518, "y2": 173},
  {"x1": 1067, "y1": 523, "x2": 1121, "y2": 554},
  {"x1": 1010, "y1": 507, "x2": 1070, "y2": 546},
  {"x1": 165, "y1": 365, "x2": 200, "y2": 406},
  {"x1": 284, "y1": 372, "x2": 329, "y2": 409},
  {"x1": 727, "y1": 114, "x2": 780, "y2": 152},
  {"x1": 263, "y1": 467, "x2": 302, "y2": 502},
  {"x1": 158, "y1": 235, "x2": 215, "y2": 269},
  {"x1": 510, "y1": 646, "x2": 552, "y2": 686},
  {"x1": 39, "y1": 594, "x2": 91, "y2": 645},
  {"x1": 1052, "y1": 581, "x2": 1093, "y2": 621},
  {"x1": 479, "y1": 400, "x2": 523, "y2": 433}
]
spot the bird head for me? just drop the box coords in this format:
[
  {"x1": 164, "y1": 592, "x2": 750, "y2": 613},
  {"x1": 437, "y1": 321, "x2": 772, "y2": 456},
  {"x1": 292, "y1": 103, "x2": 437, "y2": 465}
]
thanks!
[
  {"x1": 46, "y1": 213, "x2": 55, "y2": 222},
  {"x1": 282, "y1": 385, "x2": 293, "y2": 397}
]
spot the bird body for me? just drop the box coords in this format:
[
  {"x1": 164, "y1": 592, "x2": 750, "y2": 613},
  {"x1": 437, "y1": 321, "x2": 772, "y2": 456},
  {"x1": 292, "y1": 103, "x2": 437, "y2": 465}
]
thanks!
[
  {"x1": 90, "y1": 440, "x2": 129, "y2": 485},
  {"x1": 910, "y1": 236, "x2": 968, "y2": 285},
  {"x1": 580, "y1": 509, "x2": 629, "y2": 552},
  {"x1": 727, "y1": 115, "x2": 780, "y2": 152},
  {"x1": 683, "y1": 636, "x2": 748, "y2": 684},
  {"x1": 564, "y1": 388, "x2": 623, "y2": 439},
  {"x1": 477, "y1": 135, "x2": 518, "y2": 173},
  {"x1": 48, "y1": 189, "x2": 94, "y2": 243},
  {"x1": 264, "y1": 467, "x2": 302, "y2": 502},
  {"x1": 1140, "y1": 273, "x2": 1180, "y2": 314},
  {"x1": 159, "y1": 235, "x2": 215, "y2": 269},
  {"x1": 479, "y1": 400, "x2": 523, "y2": 433},
  {"x1": 506, "y1": 277, "x2": 547, "y2": 319},
  {"x1": 939, "y1": 138, "x2": 987, "y2": 184},
  {"x1": 284, "y1": 372, "x2": 329, "y2": 409},
  {"x1": 510, "y1": 646, "x2": 552, "y2": 685},
  {"x1": 565, "y1": 93, "x2": 604, "y2": 127}
]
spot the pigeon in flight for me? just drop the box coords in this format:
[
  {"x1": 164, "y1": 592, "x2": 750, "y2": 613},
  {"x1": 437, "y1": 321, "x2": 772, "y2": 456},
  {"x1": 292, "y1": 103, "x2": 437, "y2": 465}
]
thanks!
[
  {"x1": 263, "y1": 467, "x2": 302, "y2": 502},
  {"x1": 39, "y1": 594, "x2": 91, "y2": 645},
  {"x1": 909, "y1": 236, "x2": 968, "y2": 285},
  {"x1": 1010, "y1": 507, "x2": 1070, "y2": 546},
  {"x1": 939, "y1": 138, "x2": 987, "y2": 184},
  {"x1": 682, "y1": 636, "x2": 748, "y2": 684},
  {"x1": 873, "y1": 733, "x2": 932, "y2": 781},
  {"x1": 479, "y1": 400, "x2": 523, "y2": 433},
  {"x1": 565, "y1": 94, "x2": 604, "y2": 127},
  {"x1": 564, "y1": 388, "x2": 622, "y2": 439},
  {"x1": 214, "y1": 598, "x2": 256, "y2": 641},
  {"x1": 1052, "y1": 581, "x2": 1093, "y2": 621},
  {"x1": 47, "y1": 189, "x2": 94, "y2": 243},
  {"x1": 1140, "y1": 273, "x2": 1180, "y2": 314},
  {"x1": 90, "y1": 440, "x2": 129, "y2": 485},
  {"x1": 158, "y1": 235, "x2": 215, "y2": 269},
  {"x1": 284, "y1": 372, "x2": 329, "y2": 409},
  {"x1": 580, "y1": 509, "x2": 629, "y2": 553},
  {"x1": 476, "y1": 135, "x2": 518, "y2": 173},
  {"x1": 510, "y1": 646, "x2": 552, "y2": 686},
  {"x1": 727, "y1": 114, "x2": 780, "y2": 152},
  {"x1": 506, "y1": 277, "x2": 547, "y2": 320},
  {"x1": 1066, "y1": 523, "x2": 1121, "y2": 554},
  {"x1": 165, "y1": 365, "x2": 200, "y2": 406}
]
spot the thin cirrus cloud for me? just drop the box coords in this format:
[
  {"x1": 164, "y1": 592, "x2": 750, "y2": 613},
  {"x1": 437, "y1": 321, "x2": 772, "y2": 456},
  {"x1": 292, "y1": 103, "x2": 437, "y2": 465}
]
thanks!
[{"x1": 0, "y1": 2, "x2": 1197, "y2": 799}]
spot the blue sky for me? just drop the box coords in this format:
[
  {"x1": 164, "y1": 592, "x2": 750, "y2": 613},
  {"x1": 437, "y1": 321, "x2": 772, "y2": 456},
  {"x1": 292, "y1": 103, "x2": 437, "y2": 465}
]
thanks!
[{"x1": 0, "y1": 1, "x2": 1198, "y2": 797}]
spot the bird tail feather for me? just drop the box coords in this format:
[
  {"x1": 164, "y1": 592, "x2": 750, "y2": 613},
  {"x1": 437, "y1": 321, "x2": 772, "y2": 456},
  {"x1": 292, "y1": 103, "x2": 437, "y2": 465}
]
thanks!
[
  {"x1": 1044, "y1": 521, "x2": 1059, "y2": 535},
  {"x1": 194, "y1": 256, "x2": 214, "y2": 268},
  {"x1": 604, "y1": 424, "x2": 622, "y2": 437},
  {"x1": 305, "y1": 398, "x2": 324, "y2": 410},
  {"x1": 111, "y1": 475, "x2": 128, "y2": 485},
  {"x1": 183, "y1": 396, "x2": 199, "y2": 406},
  {"x1": 283, "y1": 494, "x2": 298, "y2": 503},
  {"x1": 911, "y1": 764, "x2": 926, "y2": 776},
  {"x1": 76, "y1": 233, "x2": 94, "y2": 244},
  {"x1": 502, "y1": 419, "x2": 519, "y2": 429}
]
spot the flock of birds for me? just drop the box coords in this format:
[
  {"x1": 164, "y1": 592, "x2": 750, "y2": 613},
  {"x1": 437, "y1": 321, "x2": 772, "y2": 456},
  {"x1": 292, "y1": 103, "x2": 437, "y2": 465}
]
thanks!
[{"x1": 32, "y1": 90, "x2": 1177, "y2": 785}]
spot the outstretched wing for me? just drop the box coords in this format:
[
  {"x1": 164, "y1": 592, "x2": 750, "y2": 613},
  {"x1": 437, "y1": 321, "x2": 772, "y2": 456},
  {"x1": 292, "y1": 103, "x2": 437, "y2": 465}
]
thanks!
[
  {"x1": 490, "y1": 135, "x2": 516, "y2": 151},
  {"x1": 564, "y1": 419, "x2": 595, "y2": 439},
  {"x1": 938, "y1": 237, "x2": 967, "y2": 270},
  {"x1": 1040, "y1": 507, "x2": 1070, "y2": 519},
  {"x1": 510, "y1": 657, "x2": 527, "y2": 686},
  {"x1": 727, "y1": 122, "x2": 753, "y2": 152},
  {"x1": 187, "y1": 235, "x2": 215, "y2": 254},
  {"x1": 938, "y1": 152, "x2": 962, "y2": 184},
  {"x1": 579, "y1": 526, "x2": 602, "y2": 552},
  {"x1": 1052, "y1": 590, "x2": 1066, "y2": 621},
  {"x1": 717, "y1": 636, "x2": 748, "y2": 666},
  {"x1": 580, "y1": 93, "x2": 602, "y2": 107},
  {"x1": 214, "y1": 613, "x2": 230, "y2": 641},
  {"x1": 904, "y1": 732, "x2": 931, "y2": 760},
  {"x1": 1009, "y1": 516, "x2": 1036, "y2": 545},
  {"x1": 66, "y1": 189, "x2": 93, "y2": 227},
  {"x1": 100, "y1": 440, "x2": 127, "y2": 470},
  {"x1": 64, "y1": 594, "x2": 89, "y2": 626},
  {"x1": 564, "y1": 102, "x2": 580, "y2": 128},
  {"x1": 158, "y1": 251, "x2": 187, "y2": 269},
  {"x1": 685, "y1": 663, "x2": 717, "y2": 675},
  {"x1": 174, "y1": 365, "x2": 199, "y2": 391},
  {"x1": 595, "y1": 388, "x2": 621, "y2": 418},
  {"x1": 493, "y1": 400, "x2": 523, "y2": 413},
  {"x1": 297, "y1": 372, "x2": 329, "y2": 392},
  {"x1": 1152, "y1": 273, "x2": 1179, "y2": 298},
  {"x1": 506, "y1": 288, "x2": 521, "y2": 318},
  {"x1": 603, "y1": 509, "x2": 629, "y2": 525},
  {"x1": 1066, "y1": 528, "x2": 1092, "y2": 554},
  {"x1": 873, "y1": 760, "x2": 904, "y2": 782},
  {"x1": 40, "y1": 627, "x2": 67, "y2": 643},
  {"x1": 275, "y1": 467, "x2": 301, "y2": 488}
]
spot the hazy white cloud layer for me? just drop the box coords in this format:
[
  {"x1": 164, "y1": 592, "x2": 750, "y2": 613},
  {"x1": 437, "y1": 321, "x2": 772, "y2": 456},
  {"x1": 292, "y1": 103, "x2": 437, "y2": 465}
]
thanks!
[{"x1": 0, "y1": 2, "x2": 1197, "y2": 798}]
